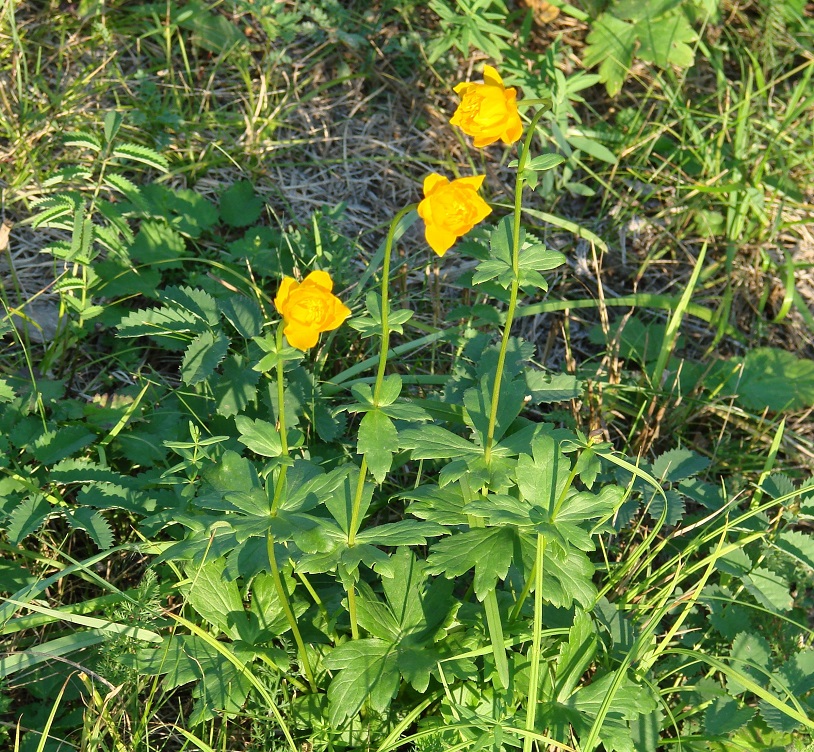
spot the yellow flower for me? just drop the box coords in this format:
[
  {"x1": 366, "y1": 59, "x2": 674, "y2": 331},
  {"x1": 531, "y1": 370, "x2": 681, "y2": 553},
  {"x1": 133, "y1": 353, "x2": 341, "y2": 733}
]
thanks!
[
  {"x1": 417, "y1": 173, "x2": 492, "y2": 256},
  {"x1": 450, "y1": 65, "x2": 523, "y2": 148},
  {"x1": 274, "y1": 270, "x2": 351, "y2": 350}
]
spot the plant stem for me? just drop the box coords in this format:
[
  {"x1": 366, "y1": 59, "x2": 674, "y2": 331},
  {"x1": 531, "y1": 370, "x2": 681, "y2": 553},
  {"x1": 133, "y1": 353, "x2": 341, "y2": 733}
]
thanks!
[
  {"x1": 345, "y1": 205, "x2": 416, "y2": 639},
  {"x1": 373, "y1": 203, "x2": 418, "y2": 404},
  {"x1": 483, "y1": 108, "x2": 549, "y2": 466},
  {"x1": 524, "y1": 533, "x2": 546, "y2": 752},
  {"x1": 266, "y1": 535, "x2": 317, "y2": 691},
  {"x1": 266, "y1": 323, "x2": 314, "y2": 689},
  {"x1": 461, "y1": 476, "x2": 510, "y2": 690}
]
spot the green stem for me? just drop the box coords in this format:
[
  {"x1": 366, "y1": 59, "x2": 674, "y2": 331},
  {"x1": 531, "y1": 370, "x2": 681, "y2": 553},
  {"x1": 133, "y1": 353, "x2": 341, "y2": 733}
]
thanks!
[
  {"x1": 373, "y1": 203, "x2": 418, "y2": 404},
  {"x1": 265, "y1": 324, "x2": 315, "y2": 689},
  {"x1": 461, "y1": 476, "x2": 510, "y2": 690},
  {"x1": 524, "y1": 533, "x2": 546, "y2": 752},
  {"x1": 270, "y1": 322, "x2": 289, "y2": 515},
  {"x1": 483, "y1": 108, "x2": 549, "y2": 466},
  {"x1": 344, "y1": 206, "x2": 416, "y2": 639},
  {"x1": 266, "y1": 535, "x2": 316, "y2": 691}
]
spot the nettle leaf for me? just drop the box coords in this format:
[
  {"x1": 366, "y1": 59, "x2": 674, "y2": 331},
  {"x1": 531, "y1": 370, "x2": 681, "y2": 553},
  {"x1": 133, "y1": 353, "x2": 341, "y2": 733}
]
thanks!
[
  {"x1": 727, "y1": 632, "x2": 772, "y2": 696},
  {"x1": 324, "y1": 639, "x2": 400, "y2": 725},
  {"x1": 31, "y1": 426, "x2": 96, "y2": 465},
  {"x1": 427, "y1": 527, "x2": 516, "y2": 600},
  {"x1": 644, "y1": 488, "x2": 685, "y2": 526},
  {"x1": 773, "y1": 529, "x2": 814, "y2": 571},
  {"x1": 235, "y1": 416, "x2": 282, "y2": 458},
  {"x1": 219, "y1": 180, "x2": 265, "y2": 228},
  {"x1": 181, "y1": 329, "x2": 229, "y2": 385},
  {"x1": 219, "y1": 296, "x2": 263, "y2": 339},
  {"x1": 742, "y1": 566, "x2": 793, "y2": 612},
  {"x1": 64, "y1": 508, "x2": 113, "y2": 550},
  {"x1": 651, "y1": 447, "x2": 710, "y2": 482},
  {"x1": 704, "y1": 696, "x2": 755, "y2": 735},
  {"x1": 357, "y1": 409, "x2": 398, "y2": 484},
  {"x1": 777, "y1": 648, "x2": 814, "y2": 696},
  {"x1": 6, "y1": 496, "x2": 51, "y2": 544}
]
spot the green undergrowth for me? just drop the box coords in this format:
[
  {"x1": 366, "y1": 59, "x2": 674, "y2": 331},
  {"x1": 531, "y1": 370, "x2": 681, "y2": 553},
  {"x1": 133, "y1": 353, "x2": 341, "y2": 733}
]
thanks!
[{"x1": 2, "y1": 1, "x2": 814, "y2": 751}]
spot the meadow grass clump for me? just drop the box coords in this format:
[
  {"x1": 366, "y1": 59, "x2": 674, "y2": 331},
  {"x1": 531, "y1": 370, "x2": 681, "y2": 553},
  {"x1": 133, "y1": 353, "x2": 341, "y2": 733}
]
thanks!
[{"x1": 1, "y1": 2, "x2": 814, "y2": 751}]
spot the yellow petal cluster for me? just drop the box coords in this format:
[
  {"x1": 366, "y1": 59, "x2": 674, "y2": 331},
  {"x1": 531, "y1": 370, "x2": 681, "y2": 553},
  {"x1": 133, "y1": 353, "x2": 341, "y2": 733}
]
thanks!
[
  {"x1": 417, "y1": 173, "x2": 492, "y2": 256},
  {"x1": 450, "y1": 65, "x2": 523, "y2": 148},
  {"x1": 274, "y1": 271, "x2": 351, "y2": 350}
]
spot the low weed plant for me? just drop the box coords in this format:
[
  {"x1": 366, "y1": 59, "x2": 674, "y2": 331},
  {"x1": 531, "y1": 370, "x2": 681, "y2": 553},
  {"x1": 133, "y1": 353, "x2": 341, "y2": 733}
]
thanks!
[{"x1": 2, "y1": 23, "x2": 814, "y2": 752}]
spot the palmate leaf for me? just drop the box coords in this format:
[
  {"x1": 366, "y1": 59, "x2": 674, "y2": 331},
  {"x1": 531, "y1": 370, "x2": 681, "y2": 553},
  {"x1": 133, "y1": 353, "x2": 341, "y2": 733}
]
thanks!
[
  {"x1": 357, "y1": 409, "x2": 398, "y2": 484},
  {"x1": 235, "y1": 416, "x2": 282, "y2": 457},
  {"x1": 635, "y1": 9, "x2": 697, "y2": 68},
  {"x1": 219, "y1": 180, "x2": 264, "y2": 227},
  {"x1": 583, "y1": 14, "x2": 636, "y2": 97},
  {"x1": 324, "y1": 639, "x2": 400, "y2": 725}
]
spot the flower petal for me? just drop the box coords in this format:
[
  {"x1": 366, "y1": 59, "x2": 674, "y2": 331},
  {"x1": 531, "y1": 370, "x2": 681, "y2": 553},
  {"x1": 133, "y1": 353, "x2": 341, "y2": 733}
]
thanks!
[
  {"x1": 423, "y1": 173, "x2": 449, "y2": 197},
  {"x1": 284, "y1": 322, "x2": 319, "y2": 350},
  {"x1": 304, "y1": 269, "x2": 333, "y2": 291},
  {"x1": 274, "y1": 277, "x2": 298, "y2": 314},
  {"x1": 456, "y1": 175, "x2": 486, "y2": 191},
  {"x1": 482, "y1": 65, "x2": 504, "y2": 88},
  {"x1": 425, "y1": 223, "x2": 457, "y2": 257}
]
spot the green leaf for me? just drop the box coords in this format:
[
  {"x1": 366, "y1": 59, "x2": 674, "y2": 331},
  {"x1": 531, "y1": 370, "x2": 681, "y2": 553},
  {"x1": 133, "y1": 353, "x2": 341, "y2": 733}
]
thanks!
[
  {"x1": 31, "y1": 426, "x2": 96, "y2": 465},
  {"x1": 553, "y1": 609, "x2": 598, "y2": 702},
  {"x1": 219, "y1": 296, "x2": 263, "y2": 338},
  {"x1": 704, "y1": 696, "x2": 755, "y2": 736},
  {"x1": 515, "y1": 434, "x2": 571, "y2": 517},
  {"x1": 651, "y1": 447, "x2": 710, "y2": 482},
  {"x1": 357, "y1": 409, "x2": 398, "y2": 484},
  {"x1": 526, "y1": 154, "x2": 565, "y2": 171},
  {"x1": 116, "y1": 305, "x2": 205, "y2": 341},
  {"x1": 427, "y1": 527, "x2": 516, "y2": 600},
  {"x1": 111, "y1": 142, "x2": 169, "y2": 172},
  {"x1": 161, "y1": 286, "x2": 220, "y2": 327},
  {"x1": 64, "y1": 130, "x2": 102, "y2": 151},
  {"x1": 463, "y1": 376, "x2": 526, "y2": 446},
  {"x1": 525, "y1": 371, "x2": 582, "y2": 404},
  {"x1": 324, "y1": 639, "x2": 400, "y2": 724},
  {"x1": 773, "y1": 529, "x2": 814, "y2": 571},
  {"x1": 127, "y1": 220, "x2": 186, "y2": 269},
  {"x1": 219, "y1": 180, "x2": 265, "y2": 228},
  {"x1": 213, "y1": 355, "x2": 259, "y2": 418},
  {"x1": 729, "y1": 348, "x2": 814, "y2": 412},
  {"x1": 567, "y1": 135, "x2": 617, "y2": 164},
  {"x1": 181, "y1": 329, "x2": 229, "y2": 385},
  {"x1": 727, "y1": 632, "x2": 773, "y2": 695},
  {"x1": 183, "y1": 558, "x2": 248, "y2": 639},
  {"x1": 6, "y1": 496, "x2": 51, "y2": 544},
  {"x1": 235, "y1": 416, "x2": 282, "y2": 458},
  {"x1": 635, "y1": 10, "x2": 697, "y2": 68},
  {"x1": 64, "y1": 507, "x2": 113, "y2": 550},
  {"x1": 583, "y1": 14, "x2": 636, "y2": 96},
  {"x1": 400, "y1": 425, "x2": 481, "y2": 460},
  {"x1": 758, "y1": 699, "x2": 803, "y2": 733},
  {"x1": 742, "y1": 566, "x2": 793, "y2": 613}
]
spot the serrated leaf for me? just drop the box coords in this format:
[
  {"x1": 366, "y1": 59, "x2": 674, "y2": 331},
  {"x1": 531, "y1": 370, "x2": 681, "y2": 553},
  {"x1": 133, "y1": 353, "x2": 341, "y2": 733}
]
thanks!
[
  {"x1": 463, "y1": 375, "x2": 526, "y2": 446},
  {"x1": 235, "y1": 416, "x2": 282, "y2": 458},
  {"x1": 742, "y1": 566, "x2": 793, "y2": 613},
  {"x1": 358, "y1": 409, "x2": 398, "y2": 484},
  {"x1": 774, "y1": 529, "x2": 814, "y2": 571},
  {"x1": 645, "y1": 488, "x2": 685, "y2": 525},
  {"x1": 77, "y1": 483, "x2": 153, "y2": 514},
  {"x1": 64, "y1": 130, "x2": 102, "y2": 151},
  {"x1": 635, "y1": 10, "x2": 697, "y2": 68},
  {"x1": 324, "y1": 639, "x2": 400, "y2": 725},
  {"x1": 400, "y1": 425, "x2": 481, "y2": 460},
  {"x1": 651, "y1": 447, "x2": 710, "y2": 482},
  {"x1": 219, "y1": 180, "x2": 264, "y2": 227},
  {"x1": 704, "y1": 697, "x2": 755, "y2": 735},
  {"x1": 6, "y1": 496, "x2": 51, "y2": 544},
  {"x1": 0, "y1": 379, "x2": 15, "y2": 403},
  {"x1": 727, "y1": 632, "x2": 772, "y2": 695},
  {"x1": 111, "y1": 142, "x2": 169, "y2": 172},
  {"x1": 31, "y1": 426, "x2": 96, "y2": 465},
  {"x1": 219, "y1": 296, "x2": 263, "y2": 338},
  {"x1": 758, "y1": 699, "x2": 803, "y2": 732},
  {"x1": 65, "y1": 507, "x2": 113, "y2": 550},
  {"x1": 583, "y1": 14, "x2": 636, "y2": 96},
  {"x1": 184, "y1": 558, "x2": 248, "y2": 639},
  {"x1": 427, "y1": 527, "x2": 516, "y2": 600},
  {"x1": 161, "y1": 286, "x2": 220, "y2": 327},
  {"x1": 128, "y1": 221, "x2": 186, "y2": 268},
  {"x1": 116, "y1": 305, "x2": 205, "y2": 341},
  {"x1": 181, "y1": 329, "x2": 229, "y2": 385}
]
